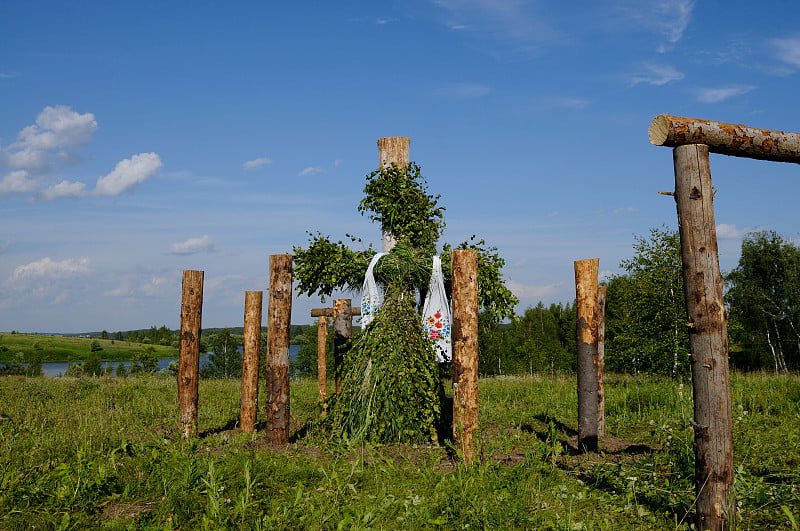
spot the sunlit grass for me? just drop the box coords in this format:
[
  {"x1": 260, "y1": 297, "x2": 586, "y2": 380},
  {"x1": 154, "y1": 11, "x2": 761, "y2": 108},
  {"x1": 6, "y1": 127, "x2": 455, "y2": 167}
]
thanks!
[{"x1": 0, "y1": 372, "x2": 798, "y2": 529}]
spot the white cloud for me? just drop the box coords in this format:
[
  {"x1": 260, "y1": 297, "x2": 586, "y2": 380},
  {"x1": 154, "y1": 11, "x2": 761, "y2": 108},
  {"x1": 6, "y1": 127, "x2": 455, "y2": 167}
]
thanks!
[
  {"x1": 94, "y1": 152, "x2": 162, "y2": 196},
  {"x1": 506, "y1": 279, "x2": 562, "y2": 301},
  {"x1": 170, "y1": 235, "x2": 215, "y2": 255},
  {"x1": 772, "y1": 35, "x2": 800, "y2": 68},
  {"x1": 438, "y1": 83, "x2": 491, "y2": 100},
  {"x1": 3, "y1": 106, "x2": 97, "y2": 173},
  {"x1": 629, "y1": 64, "x2": 684, "y2": 86},
  {"x1": 243, "y1": 157, "x2": 273, "y2": 170},
  {"x1": 0, "y1": 72, "x2": 20, "y2": 79},
  {"x1": 298, "y1": 166, "x2": 324, "y2": 177},
  {"x1": 138, "y1": 276, "x2": 168, "y2": 296},
  {"x1": 716, "y1": 224, "x2": 766, "y2": 240},
  {"x1": 36, "y1": 179, "x2": 86, "y2": 201},
  {"x1": 612, "y1": 206, "x2": 637, "y2": 215},
  {"x1": 696, "y1": 85, "x2": 755, "y2": 103},
  {"x1": 656, "y1": 0, "x2": 693, "y2": 44},
  {"x1": 0, "y1": 170, "x2": 38, "y2": 196},
  {"x1": 10, "y1": 257, "x2": 90, "y2": 282},
  {"x1": 432, "y1": 0, "x2": 559, "y2": 55},
  {"x1": 551, "y1": 97, "x2": 591, "y2": 110}
]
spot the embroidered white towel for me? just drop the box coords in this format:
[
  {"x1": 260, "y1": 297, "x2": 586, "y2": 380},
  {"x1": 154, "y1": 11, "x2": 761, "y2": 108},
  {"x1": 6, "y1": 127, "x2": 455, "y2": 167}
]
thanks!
[
  {"x1": 422, "y1": 255, "x2": 452, "y2": 362},
  {"x1": 360, "y1": 252, "x2": 387, "y2": 328}
]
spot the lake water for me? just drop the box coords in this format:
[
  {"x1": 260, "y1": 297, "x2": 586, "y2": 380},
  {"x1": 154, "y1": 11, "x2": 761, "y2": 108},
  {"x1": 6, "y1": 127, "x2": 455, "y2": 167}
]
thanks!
[{"x1": 39, "y1": 345, "x2": 300, "y2": 377}]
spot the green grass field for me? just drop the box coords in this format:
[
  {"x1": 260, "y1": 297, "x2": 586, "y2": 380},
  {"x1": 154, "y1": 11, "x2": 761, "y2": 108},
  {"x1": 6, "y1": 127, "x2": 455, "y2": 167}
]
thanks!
[
  {"x1": 0, "y1": 333, "x2": 177, "y2": 363},
  {"x1": 0, "y1": 373, "x2": 798, "y2": 529}
]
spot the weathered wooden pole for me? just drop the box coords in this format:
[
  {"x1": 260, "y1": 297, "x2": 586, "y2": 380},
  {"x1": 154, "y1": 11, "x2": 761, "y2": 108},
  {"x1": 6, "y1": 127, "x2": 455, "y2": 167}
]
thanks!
[
  {"x1": 265, "y1": 254, "x2": 293, "y2": 445},
  {"x1": 240, "y1": 290, "x2": 263, "y2": 433},
  {"x1": 332, "y1": 298, "x2": 352, "y2": 394},
  {"x1": 673, "y1": 144, "x2": 734, "y2": 530},
  {"x1": 574, "y1": 258, "x2": 599, "y2": 452},
  {"x1": 317, "y1": 315, "x2": 328, "y2": 414},
  {"x1": 596, "y1": 284, "x2": 607, "y2": 438},
  {"x1": 452, "y1": 249, "x2": 479, "y2": 464},
  {"x1": 377, "y1": 136, "x2": 410, "y2": 252},
  {"x1": 178, "y1": 270, "x2": 203, "y2": 439},
  {"x1": 649, "y1": 114, "x2": 800, "y2": 163}
]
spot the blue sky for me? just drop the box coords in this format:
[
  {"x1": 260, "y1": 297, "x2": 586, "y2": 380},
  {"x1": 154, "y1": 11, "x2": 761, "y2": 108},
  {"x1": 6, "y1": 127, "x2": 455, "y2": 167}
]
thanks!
[{"x1": 2, "y1": 1, "x2": 800, "y2": 333}]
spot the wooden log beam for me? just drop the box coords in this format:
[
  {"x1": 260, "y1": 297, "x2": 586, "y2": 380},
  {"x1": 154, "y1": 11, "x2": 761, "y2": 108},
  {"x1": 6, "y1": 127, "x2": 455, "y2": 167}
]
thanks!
[
  {"x1": 574, "y1": 259, "x2": 600, "y2": 452},
  {"x1": 310, "y1": 307, "x2": 361, "y2": 318},
  {"x1": 673, "y1": 144, "x2": 735, "y2": 530},
  {"x1": 452, "y1": 249, "x2": 479, "y2": 464},
  {"x1": 178, "y1": 270, "x2": 203, "y2": 439},
  {"x1": 265, "y1": 254, "x2": 293, "y2": 445},
  {"x1": 240, "y1": 291, "x2": 262, "y2": 433},
  {"x1": 649, "y1": 114, "x2": 800, "y2": 163}
]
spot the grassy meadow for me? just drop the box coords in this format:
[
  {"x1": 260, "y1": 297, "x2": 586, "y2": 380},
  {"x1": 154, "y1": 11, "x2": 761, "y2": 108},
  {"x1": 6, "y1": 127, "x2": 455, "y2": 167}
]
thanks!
[
  {"x1": 0, "y1": 333, "x2": 177, "y2": 363},
  {"x1": 0, "y1": 373, "x2": 798, "y2": 529}
]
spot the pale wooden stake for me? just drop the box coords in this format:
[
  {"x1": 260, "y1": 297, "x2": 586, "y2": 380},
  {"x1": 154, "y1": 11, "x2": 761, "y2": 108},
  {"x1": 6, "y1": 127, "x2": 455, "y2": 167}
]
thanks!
[
  {"x1": 574, "y1": 258, "x2": 599, "y2": 452},
  {"x1": 377, "y1": 136, "x2": 410, "y2": 252},
  {"x1": 265, "y1": 254, "x2": 293, "y2": 445},
  {"x1": 240, "y1": 291, "x2": 262, "y2": 433},
  {"x1": 673, "y1": 144, "x2": 734, "y2": 530},
  {"x1": 178, "y1": 270, "x2": 203, "y2": 439},
  {"x1": 452, "y1": 249, "x2": 479, "y2": 464},
  {"x1": 317, "y1": 315, "x2": 328, "y2": 415},
  {"x1": 597, "y1": 284, "x2": 607, "y2": 439},
  {"x1": 332, "y1": 298, "x2": 352, "y2": 394}
]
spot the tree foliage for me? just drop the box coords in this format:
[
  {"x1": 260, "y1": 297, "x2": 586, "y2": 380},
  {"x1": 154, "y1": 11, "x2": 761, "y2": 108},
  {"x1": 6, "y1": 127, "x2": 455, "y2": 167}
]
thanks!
[
  {"x1": 201, "y1": 329, "x2": 242, "y2": 379},
  {"x1": 605, "y1": 227, "x2": 689, "y2": 377},
  {"x1": 726, "y1": 230, "x2": 800, "y2": 372}
]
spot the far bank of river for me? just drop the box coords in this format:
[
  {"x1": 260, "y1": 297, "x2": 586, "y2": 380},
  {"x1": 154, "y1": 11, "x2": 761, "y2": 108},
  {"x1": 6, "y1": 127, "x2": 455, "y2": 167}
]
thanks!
[{"x1": 39, "y1": 345, "x2": 300, "y2": 377}]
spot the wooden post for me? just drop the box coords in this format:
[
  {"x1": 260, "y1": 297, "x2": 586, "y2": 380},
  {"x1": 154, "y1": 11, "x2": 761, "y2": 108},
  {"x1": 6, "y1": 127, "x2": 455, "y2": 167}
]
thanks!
[
  {"x1": 240, "y1": 291, "x2": 262, "y2": 433},
  {"x1": 673, "y1": 144, "x2": 734, "y2": 530},
  {"x1": 332, "y1": 298, "x2": 352, "y2": 394},
  {"x1": 452, "y1": 249, "x2": 479, "y2": 464},
  {"x1": 597, "y1": 284, "x2": 607, "y2": 438},
  {"x1": 377, "y1": 136, "x2": 410, "y2": 252},
  {"x1": 574, "y1": 259, "x2": 599, "y2": 452},
  {"x1": 317, "y1": 315, "x2": 328, "y2": 414},
  {"x1": 178, "y1": 270, "x2": 203, "y2": 439},
  {"x1": 265, "y1": 254, "x2": 293, "y2": 445}
]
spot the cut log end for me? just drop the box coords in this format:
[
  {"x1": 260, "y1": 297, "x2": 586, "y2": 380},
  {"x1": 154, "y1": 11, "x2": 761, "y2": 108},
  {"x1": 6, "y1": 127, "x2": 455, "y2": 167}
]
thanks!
[{"x1": 649, "y1": 114, "x2": 670, "y2": 146}]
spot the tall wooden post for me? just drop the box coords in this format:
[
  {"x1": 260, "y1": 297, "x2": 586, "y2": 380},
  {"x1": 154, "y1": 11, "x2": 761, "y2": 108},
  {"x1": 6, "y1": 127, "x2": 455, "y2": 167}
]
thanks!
[
  {"x1": 240, "y1": 291, "x2": 262, "y2": 433},
  {"x1": 574, "y1": 259, "x2": 599, "y2": 452},
  {"x1": 332, "y1": 298, "x2": 352, "y2": 394},
  {"x1": 317, "y1": 315, "x2": 328, "y2": 414},
  {"x1": 674, "y1": 144, "x2": 734, "y2": 530},
  {"x1": 452, "y1": 249, "x2": 479, "y2": 464},
  {"x1": 178, "y1": 270, "x2": 203, "y2": 439},
  {"x1": 597, "y1": 284, "x2": 607, "y2": 438},
  {"x1": 265, "y1": 254, "x2": 293, "y2": 445},
  {"x1": 377, "y1": 136, "x2": 410, "y2": 252}
]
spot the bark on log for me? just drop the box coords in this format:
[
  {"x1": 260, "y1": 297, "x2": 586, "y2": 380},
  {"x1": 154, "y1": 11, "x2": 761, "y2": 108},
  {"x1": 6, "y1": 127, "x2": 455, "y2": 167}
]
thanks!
[
  {"x1": 574, "y1": 259, "x2": 600, "y2": 452},
  {"x1": 240, "y1": 291, "x2": 262, "y2": 433},
  {"x1": 452, "y1": 249, "x2": 479, "y2": 464},
  {"x1": 178, "y1": 270, "x2": 203, "y2": 439},
  {"x1": 377, "y1": 136, "x2": 410, "y2": 252},
  {"x1": 310, "y1": 307, "x2": 361, "y2": 318},
  {"x1": 317, "y1": 315, "x2": 328, "y2": 415},
  {"x1": 332, "y1": 298, "x2": 352, "y2": 394},
  {"x1": 596, "y1": 285, "x2": 607, "y2": 439},
  {"x1": 673, "y1": 145, "x2": 735, "y2": 530},
  {"x1": 649, "y1": 114, "x2": 800, "y2": 163},
  {"x1": 266, "y1": 255, "x2": 293, "y2": 445}
]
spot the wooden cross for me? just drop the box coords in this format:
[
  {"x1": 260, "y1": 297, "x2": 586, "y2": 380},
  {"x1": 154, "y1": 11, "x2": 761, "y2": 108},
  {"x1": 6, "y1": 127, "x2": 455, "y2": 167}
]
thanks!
[{"x1": 310, "y1": 299, "x2": 362, "y2": 401}]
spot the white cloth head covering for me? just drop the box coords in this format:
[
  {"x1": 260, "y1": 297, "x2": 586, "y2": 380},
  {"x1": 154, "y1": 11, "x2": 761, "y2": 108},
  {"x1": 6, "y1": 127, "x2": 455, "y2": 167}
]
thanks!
[
  {"x1": 422, "y1": 255, "x2": 452, "y2": 362},
  {"x1": 359, "y1": 252, "x2": 387, "y2": 328}
]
